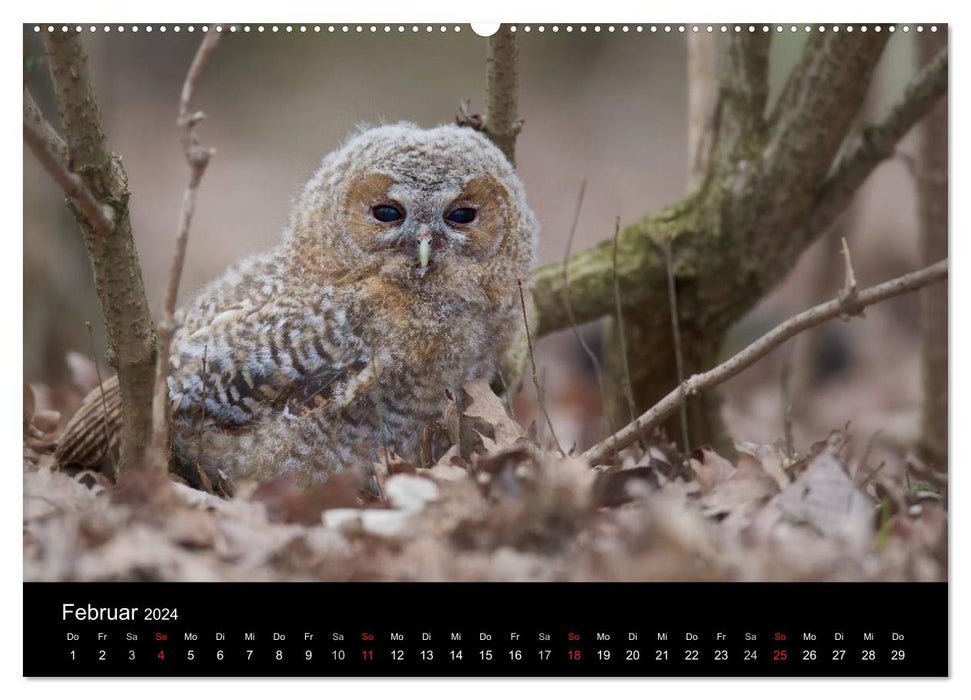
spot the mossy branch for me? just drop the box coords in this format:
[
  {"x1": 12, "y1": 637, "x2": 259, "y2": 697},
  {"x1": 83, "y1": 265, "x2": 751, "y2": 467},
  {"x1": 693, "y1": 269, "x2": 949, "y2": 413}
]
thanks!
[
  {"x1": 526, "y1": 31, "x2": 948, "y2": 449},
  {"x1": 533, "y1": 32, "x2": 942, "y2": 345}
]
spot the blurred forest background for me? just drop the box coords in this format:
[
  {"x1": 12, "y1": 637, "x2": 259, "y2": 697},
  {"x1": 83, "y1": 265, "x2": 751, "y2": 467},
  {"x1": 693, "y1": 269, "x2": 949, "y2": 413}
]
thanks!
[{"x1": 23, "y1": 26, "x2": 930, "y2": 461}]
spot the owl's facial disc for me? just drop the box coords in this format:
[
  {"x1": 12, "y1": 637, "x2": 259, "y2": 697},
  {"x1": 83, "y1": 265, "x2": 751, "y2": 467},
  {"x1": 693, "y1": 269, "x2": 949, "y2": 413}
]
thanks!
[{"x1": 343, "y1": 171, "x2": 514, "y2": 283}]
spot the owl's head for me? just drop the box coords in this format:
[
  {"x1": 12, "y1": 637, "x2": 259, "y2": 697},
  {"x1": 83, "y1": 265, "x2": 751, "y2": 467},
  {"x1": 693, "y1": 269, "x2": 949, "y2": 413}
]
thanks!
[{"x1": 287, "y1": 123, "x2": 538, "y2": 305}]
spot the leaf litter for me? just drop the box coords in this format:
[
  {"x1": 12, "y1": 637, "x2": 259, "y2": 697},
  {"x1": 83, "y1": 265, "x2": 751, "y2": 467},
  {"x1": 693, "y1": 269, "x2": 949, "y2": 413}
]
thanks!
[{"x1": 23, "y1": 380, "x2": 945, "y2": 582}]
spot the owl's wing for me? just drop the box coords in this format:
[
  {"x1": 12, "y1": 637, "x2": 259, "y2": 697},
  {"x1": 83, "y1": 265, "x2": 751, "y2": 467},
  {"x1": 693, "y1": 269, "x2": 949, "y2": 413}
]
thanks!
[
  {"x1": 54, "y1": 374, "x2": 122, "y2": 472},
  {"x1": 55, "y1": 298, "x2": 375, "y2": 473},
  {"x1": 169, "y1": 298, "x2": 375, "y2": 432}
]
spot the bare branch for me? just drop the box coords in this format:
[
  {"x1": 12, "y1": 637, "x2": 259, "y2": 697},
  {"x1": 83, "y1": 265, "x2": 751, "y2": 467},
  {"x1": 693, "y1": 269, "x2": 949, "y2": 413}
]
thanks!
[
  {"x1": 23, "y1": 116, "x2": 115, "y2": 235},
  {"x1": 151, "y1": 32, "x2": 222, "y2": 469},
  {"x1": 584, "y1": 259, "x2": 949, "y2": 464},
  {"x1": 24, "y1": 88, "x2": 67, "y2": 163},
  {"x1": 484, "y1": 25, "x2": 520, "y2": 165},
  {"x1": 839, "y1": 236, "x2": 858, "y2": 307},
  {"x1": 805, "y1": 45, "x2": 948, "y2": 245}
]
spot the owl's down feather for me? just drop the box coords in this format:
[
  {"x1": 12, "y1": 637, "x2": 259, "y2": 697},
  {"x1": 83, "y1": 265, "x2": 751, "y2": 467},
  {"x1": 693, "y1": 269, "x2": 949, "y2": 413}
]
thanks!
[{"x1": 56, "y1": 123, "x2": 538, "y2": 485}]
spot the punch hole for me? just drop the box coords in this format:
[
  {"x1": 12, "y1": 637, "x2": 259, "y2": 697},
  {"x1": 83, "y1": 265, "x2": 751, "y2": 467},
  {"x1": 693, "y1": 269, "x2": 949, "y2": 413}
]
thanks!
[{"x1": 469, "y1": 23, "x2": 499, "y2": 37}]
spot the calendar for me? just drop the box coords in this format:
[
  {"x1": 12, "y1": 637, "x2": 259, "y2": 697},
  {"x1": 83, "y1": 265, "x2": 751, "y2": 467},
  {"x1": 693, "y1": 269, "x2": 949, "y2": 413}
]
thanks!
[
  {"x1": 24, "y1": 583, "x2": 946, "y2": 676},
  {"x1": 22, "y1": 18, "x2": 950, "y2": 683}
]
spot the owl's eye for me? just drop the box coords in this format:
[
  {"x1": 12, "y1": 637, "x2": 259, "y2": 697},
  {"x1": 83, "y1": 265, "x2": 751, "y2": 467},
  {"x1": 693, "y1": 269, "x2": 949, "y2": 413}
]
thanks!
[
  {"x1": 372, "y1": 204, "x2": 404, "y2": 223},
  {"x1": 446, "y1": 207, "x2": 477, "y2": 225}
]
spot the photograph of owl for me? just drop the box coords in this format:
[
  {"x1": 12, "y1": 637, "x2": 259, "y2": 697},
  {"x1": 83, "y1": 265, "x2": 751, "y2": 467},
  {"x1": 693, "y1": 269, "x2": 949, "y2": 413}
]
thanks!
[{"x1": 56, "y1": 123, "x2": 538, "y2": 485}]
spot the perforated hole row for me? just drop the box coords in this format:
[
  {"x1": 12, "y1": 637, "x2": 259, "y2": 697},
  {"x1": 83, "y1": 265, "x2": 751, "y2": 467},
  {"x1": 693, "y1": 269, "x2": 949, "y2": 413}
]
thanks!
[{"x1": 31, "y1": 24, "x2": 941, "y2": 35}]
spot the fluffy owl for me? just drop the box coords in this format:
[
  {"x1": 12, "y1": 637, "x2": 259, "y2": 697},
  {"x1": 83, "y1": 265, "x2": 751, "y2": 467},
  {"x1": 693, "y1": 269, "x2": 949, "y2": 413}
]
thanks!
[{"x1": 56, "y1": 123, "x2": 538, "y2": 485}]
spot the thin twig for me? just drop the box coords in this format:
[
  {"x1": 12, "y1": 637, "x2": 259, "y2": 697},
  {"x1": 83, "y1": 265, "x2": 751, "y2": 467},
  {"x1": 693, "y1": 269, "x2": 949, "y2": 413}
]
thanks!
[
  {"x1": 560, "y1": 181, "x2": 616, "y2": 443},
  {"x1": 839, "y1": 236, "x2": 858, "y2": 306},
  {"x1": 611, "y1": 217, "x2": 645, "y2": 450},
  {"x1": 780, "y1": 340, "x2": 795, "y2": 463},
  {"x1": 495, "y1": 367, "x2": 517, "y2": 424},
  {"x1": 196, "y1": 345, "x2": 209, "y2": 472},
  {"x1": 85, "y1": 321, "x2": 116, "y2": 478},
  {"x1": 517, "y1": 279, "x2": 565, "y2": 457},
  {"x1": 151, "y1": 32, "x2": 222, "y2": 471},
  {"x1": 856, "y1": 429, "x2": 884, "y2": 487},
  {"x1": 805, "y1": 46, "x2": 948, "y2": 244},
  {"x1": 663, "y1": 238, "x2": 690, "y2": 454},
  {"x1": 584, "y1": 259, "x2": 949, "y2": 464},
  {"x1": 23, "y1": 117, "x2": 114, "y2": 235}
]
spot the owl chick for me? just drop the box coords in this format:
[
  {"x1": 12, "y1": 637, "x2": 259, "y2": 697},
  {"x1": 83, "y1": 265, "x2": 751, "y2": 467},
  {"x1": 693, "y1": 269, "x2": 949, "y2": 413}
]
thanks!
[{"x1": 56, "y1": 123, "x2": 538, "y2": 485}]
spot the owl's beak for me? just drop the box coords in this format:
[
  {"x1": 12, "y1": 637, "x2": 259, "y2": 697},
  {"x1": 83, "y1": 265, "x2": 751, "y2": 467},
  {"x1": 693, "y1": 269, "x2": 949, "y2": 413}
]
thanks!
[{"x1": 416, "y1": 230, "x2": 432, "y2": 277}]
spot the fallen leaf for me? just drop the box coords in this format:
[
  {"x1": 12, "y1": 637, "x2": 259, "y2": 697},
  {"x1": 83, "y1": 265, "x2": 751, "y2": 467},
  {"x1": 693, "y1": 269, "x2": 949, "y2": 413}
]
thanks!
[
  {"x1": 462, "y1": 378, "x2": 524, "y2": 449},
  {"x1": 735, "y1": 440, "x2": 791, "y2": 491},
  {"x1": 688, "y1": 446, "x2": 735, "y2": 493},
  {"x1": 758, "y1": 446, "x2": 873, "y2": 550}
]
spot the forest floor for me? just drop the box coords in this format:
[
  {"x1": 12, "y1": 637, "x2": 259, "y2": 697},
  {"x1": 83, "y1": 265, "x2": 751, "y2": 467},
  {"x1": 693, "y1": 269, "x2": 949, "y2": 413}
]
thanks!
[{"x1": 24, "y1": 376, "x2": 946, "y2": 582}]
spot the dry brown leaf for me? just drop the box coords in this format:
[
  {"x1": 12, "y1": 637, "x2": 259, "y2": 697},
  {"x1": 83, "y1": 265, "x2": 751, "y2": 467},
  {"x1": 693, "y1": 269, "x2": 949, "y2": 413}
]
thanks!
[
  {"x1": 701, "y1": 460, "x2": 779, "y2": 520},
  {"x1": 251, "y1": 473, "x2": 363, "y2": 525},
  {"x1": 441, "y1": 389, "x2": 460, "y2": 445},
  {"x1": 462, "y1": 378, "x2": 524, "y2": 448},
  {"x1": 688, "y1": 446, "x2": 735, "y2": 493},
  {"x1": 734, "y1": 440, "x2": 791, "y2": 491},
  {"x1": 758, "y1": 446, "x2": 873, "y2": 550},
  {"x1": 593, "y1": 467, "x2": 659, "y2": 507},
  {"x1": 434, "y1": 444, "x2": 466, "y2": 469}
]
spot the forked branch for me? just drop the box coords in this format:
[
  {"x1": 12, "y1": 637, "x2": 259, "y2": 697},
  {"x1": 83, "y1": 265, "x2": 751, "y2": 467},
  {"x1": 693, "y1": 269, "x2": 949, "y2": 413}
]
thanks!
[
  {"x1": 23, "y1": 116, "x2": 115, "y2": 235},
  {"x1": 584, "y1": 259, "x2": 949, "y2": 464},
  {"x1": 38, "y1": 32, "x2": 156, "y2": 474}
]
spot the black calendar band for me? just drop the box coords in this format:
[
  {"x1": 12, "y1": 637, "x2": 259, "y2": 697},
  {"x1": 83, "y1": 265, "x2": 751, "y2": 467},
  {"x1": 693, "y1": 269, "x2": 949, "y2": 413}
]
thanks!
[{"x1": 23, "y1": 582, "x2": 947, "y2": 677}]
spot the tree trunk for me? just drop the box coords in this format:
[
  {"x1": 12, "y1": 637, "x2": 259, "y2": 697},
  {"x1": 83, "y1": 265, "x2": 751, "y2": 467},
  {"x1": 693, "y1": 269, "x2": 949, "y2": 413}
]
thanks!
[
  {"x1": 531, "y1": 32, "x2": 948, "y2": 452},
  {"x1": 917, "y1": 28, "x2": 948, "y2": 472}
]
